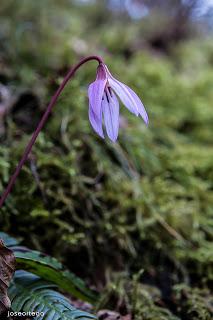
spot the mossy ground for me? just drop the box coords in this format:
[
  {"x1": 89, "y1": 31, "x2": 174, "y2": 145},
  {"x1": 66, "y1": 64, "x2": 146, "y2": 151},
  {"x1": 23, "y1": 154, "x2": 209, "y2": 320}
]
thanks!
[{"x1": 0, "y1": 1, "x2": 212, "y2": 319}]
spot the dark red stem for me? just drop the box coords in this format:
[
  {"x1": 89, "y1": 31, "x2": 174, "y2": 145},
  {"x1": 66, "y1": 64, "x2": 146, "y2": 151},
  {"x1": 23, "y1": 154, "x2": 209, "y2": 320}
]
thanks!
[{"x1": 0, "y1": 55, "x2": 104, "y2": 208}]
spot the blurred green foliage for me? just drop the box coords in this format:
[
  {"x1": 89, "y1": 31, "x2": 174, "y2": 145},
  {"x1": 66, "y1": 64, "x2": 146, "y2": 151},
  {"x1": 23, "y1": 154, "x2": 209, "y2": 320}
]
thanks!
[{"x1": 0, "y1": 1, "x2": 212, "y2": 319}]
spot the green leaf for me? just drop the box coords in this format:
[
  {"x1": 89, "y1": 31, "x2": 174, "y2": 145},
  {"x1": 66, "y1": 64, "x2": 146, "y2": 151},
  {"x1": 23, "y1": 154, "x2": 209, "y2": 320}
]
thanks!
[
  {"x1": 0, "y1": 232, "x2": 20, "y2": 247},
  {"x1": 9, "y1": 270, "x2": 97, "y2": 320},
  {"x1": 13, "y1": 247, "x2": 99, "y2": 304}
]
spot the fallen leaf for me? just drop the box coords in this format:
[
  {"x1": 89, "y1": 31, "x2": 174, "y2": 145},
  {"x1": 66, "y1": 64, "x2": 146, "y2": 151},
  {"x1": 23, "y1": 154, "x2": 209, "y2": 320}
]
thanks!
[{"x1": 0, "y1": 239, "x2": 16, "y2": 314}]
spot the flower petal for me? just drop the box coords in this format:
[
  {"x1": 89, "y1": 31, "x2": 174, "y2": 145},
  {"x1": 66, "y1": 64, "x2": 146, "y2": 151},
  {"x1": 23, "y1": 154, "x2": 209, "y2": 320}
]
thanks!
[
  {"x1": 102, "y1": 90, "x2": 120, "y2": 142},
  {"x1": 88, "y1": 103, "x2": 104, "y2": 138},
  {"x1": 88, "y1": 79, "x2": 106, "y2": 118},
  {"x1": 122, "y1": 84, "x2": 149, "y2": 125},
  {"x1": 108, "y1": 78, "x2": 139, "y2": 116}
]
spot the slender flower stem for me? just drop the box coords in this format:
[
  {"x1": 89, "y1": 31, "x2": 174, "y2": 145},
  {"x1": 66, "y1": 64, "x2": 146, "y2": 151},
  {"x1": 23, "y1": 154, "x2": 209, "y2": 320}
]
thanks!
[{"x1": 0, "y1": 55, "x2": 104, "y2": 208}]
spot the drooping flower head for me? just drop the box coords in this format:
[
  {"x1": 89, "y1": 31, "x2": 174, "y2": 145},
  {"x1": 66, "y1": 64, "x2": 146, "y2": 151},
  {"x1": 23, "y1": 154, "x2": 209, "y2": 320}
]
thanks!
[{"x1": 88, "y1": 63, "x2": 149, "y2": 142}]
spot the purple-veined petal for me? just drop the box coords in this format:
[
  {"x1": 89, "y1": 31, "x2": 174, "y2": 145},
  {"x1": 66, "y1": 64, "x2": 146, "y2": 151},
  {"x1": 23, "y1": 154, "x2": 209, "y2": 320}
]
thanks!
[
  {"x1": 88, "y1": 103, "x2": 104, "y2": 138},
  {"x1": 122, "y1": 84, "x2": 149, "y2": 125},
  {"x1": 102, "y1": 90, "x2": 120, "y2": 142},
  {"x1": 88, "y1": 79, "x2": 107, "y2": 118},
  {"x1": 103, "y1": 64, "x2": 113, "y2": 78},
  {"x1": 108, "y1": 78, "x2": 139, "y2": 116},
  {"x1": 88, "y1": 64, "x2": 107, "y2": 117}
]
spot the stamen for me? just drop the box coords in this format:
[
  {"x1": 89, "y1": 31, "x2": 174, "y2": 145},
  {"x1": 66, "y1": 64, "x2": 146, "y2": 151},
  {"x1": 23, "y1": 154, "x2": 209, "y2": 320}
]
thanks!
[
  {"x1": 108, "y1": 87, "x2": 113, "y2": 97},
  {"x1": 105, "y1": 91, "x2": 110, "y2": 103}
]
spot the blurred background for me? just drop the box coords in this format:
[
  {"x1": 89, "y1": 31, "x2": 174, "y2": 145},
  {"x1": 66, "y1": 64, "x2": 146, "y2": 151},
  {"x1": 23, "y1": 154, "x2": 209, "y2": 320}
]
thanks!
[{"x1": 0, "y1": 1, "x2": 212, "y2": 319}]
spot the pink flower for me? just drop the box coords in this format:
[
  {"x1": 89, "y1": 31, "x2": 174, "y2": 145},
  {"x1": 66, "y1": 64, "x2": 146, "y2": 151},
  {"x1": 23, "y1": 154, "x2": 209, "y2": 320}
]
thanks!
[{"x1": 88, "y1": 63, "x2": 149, "y2": 142}]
